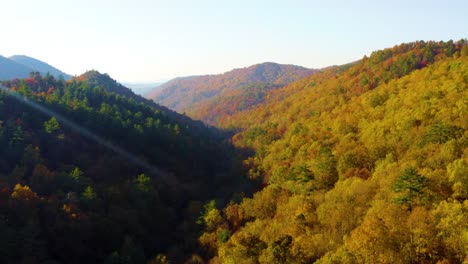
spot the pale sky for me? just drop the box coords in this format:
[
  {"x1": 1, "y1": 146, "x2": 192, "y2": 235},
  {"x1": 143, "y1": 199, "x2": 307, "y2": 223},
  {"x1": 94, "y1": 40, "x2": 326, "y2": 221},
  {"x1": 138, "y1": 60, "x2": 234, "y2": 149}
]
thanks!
[{"x1": 1, "y1": 0, "x2": 466, "y2": 82}]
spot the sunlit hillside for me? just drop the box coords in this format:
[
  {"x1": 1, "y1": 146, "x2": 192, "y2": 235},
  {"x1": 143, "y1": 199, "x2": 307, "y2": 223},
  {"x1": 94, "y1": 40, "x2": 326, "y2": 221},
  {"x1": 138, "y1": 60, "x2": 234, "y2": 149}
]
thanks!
[
  {"x1": 196, "y1": 40, "x2": 468, "y2": 263},
  {"x1": 148, "y1": 63, "x2": 316, "y2": 124}
]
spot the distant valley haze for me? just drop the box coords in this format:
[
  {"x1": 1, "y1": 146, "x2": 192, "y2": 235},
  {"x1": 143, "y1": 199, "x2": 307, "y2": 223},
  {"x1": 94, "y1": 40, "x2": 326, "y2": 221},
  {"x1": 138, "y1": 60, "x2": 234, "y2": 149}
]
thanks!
[{"x1": 122, "y1": 81, "x2": 168, "y2": 95}]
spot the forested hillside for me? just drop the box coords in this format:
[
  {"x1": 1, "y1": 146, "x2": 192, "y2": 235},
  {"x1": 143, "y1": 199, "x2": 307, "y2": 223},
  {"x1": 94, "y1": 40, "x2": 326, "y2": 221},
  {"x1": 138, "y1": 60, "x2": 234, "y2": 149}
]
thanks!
[
  {"x1": 148, "y1": 62, "x2": 316, "y2": 124},
  {"x1": 189, "y1": 83, "x2": 284, "y2": 125},
  {"x1": 74, "y1": 70, "x2": 145, "y2": 104},
  {"x1": 0, "y1": 72, "x2": 250, "y2": 263},
  {"x1": 197, "y1": 40, "x2": 468, "y2": 263}
]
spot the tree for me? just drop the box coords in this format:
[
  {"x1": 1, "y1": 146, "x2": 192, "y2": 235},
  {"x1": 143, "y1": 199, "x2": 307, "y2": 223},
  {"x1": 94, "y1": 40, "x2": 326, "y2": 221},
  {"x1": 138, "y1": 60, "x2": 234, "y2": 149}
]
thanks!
[
  {"x1": 423, "y1": 122, "x2": 462, "y2": 144},
  {"x1": 11, "y1": 184, "x2": 39, "y2": 201},
  {"x1": 82, "y1": 186, "x2": 96, "y2": 201},
  {"x1": 70, "y1": 167, "x2": 84, "y2": 182},
  {"x1": 447, "y1": 158, "x2": 468, "y2": 200},
  {"x1": 432, "y1": 200, "x2": 468, "y2": 263},
  {"x1": 345, "y1": 201, "x2": 407, "y2": 263},
  {"x1": 240, "y1": 234, "x2": 267, "y2": 259},
  {"x1": 218, "y1": 229, "x2": 231, "y2": 243},
  {"x1": 461, "y1": 45, "x2": 468, "y2": 57},
  {"x1": 148, "y1": 254, "x2": 170, "y2": 264},
  {"x1": 197, "y1": 200, "x2": 215, "y2": 222},
  {"x1": 134, "y1": 174, "x2": 151, "y2": 192},
  {"x1": 197, "y1": 200, "x2": 224, "y2": 232},
  {"x1": 393, "y1": 167, "x2": 427, "y2": 211},
  {"x1": 314, "y1": 147, "x2": 338, "y2": 189},
  {"x1": 270, "y1": 235, "x2": 293, "y2": 263},
  {"x1": 44, "y1": 116, "x2": 60, "y2": 134}
]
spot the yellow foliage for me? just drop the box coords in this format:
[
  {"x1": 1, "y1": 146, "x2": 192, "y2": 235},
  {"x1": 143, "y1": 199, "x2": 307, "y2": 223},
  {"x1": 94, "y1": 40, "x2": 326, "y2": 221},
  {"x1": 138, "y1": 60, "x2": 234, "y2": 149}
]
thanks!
[
  {"x1": 11, "y1": 184, "x2": 39, "y2": 201},
  {"x1": 447, "y1": 158, "x2": 468, "y2": 200},
  {"x1": 216, "y1": 47, "x2": 468, "y2": 262},
  {"x1": 317, "y1": 178, "x2": 377, "y2": 245},
  {"x1": 432, "y1": 200, "x2": 468, "y2": 262}
]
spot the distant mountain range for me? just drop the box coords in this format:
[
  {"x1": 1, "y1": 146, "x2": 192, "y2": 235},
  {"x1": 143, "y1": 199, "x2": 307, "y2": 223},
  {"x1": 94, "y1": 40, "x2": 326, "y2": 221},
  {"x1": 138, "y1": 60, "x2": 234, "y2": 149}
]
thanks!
[
  {"x1": 123, "y1": 81, "x2": 165, "y2": 96},
  {"x1": 146, "y1": 62, "x2": 316, "y2": 123},
  {"x1": 0, "y1": 55, "x2": 70, "y2": 80}
]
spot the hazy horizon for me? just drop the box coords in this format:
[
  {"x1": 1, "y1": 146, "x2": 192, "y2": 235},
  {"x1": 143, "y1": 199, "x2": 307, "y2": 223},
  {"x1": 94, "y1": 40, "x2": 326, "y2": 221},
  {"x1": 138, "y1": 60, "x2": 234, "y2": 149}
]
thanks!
[{"x1": 2, "y1": 0, "x2": 467, "y2": 82}]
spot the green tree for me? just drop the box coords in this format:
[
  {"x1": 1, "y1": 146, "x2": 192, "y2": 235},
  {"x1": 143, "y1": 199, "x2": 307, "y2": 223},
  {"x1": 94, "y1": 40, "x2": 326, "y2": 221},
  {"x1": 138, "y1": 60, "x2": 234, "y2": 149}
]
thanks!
[
  {"x1": 82, "y1": 186, "x2": 97, "y2": 201},
  {"x1": 44, "y1": 116, "x2": 60, "y2": 134},
  {"x1": 197, "y1": 200, "x2": 217, "y2": 225},
  {"x1": 134, "y1": 174, "x2": 151, "y2": 192},
  {"x1": 393, "y1": 167, "x2": 427, "y2": 210},
  {"x1": 218, "y1": 229, "x2": 231, "y2": 243},
  {"x1": 423, "y1": 121, "x2": 462, "y2": 144},
  {"x1": 314, "y1": 147, "x2": 338, "y2": 189},
  {"x1": 70, "y1": 167, "x2": 84, "y2": 181}
]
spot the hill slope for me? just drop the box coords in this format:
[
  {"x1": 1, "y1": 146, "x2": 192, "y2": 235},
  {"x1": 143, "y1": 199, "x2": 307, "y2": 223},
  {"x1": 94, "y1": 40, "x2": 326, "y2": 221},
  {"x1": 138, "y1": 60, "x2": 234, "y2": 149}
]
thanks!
[
  {"x1": 0, "y1": 72, "x2": 249, "y2": 263},
  {"x1": 74, "y1": 70, "x2": 144, "y2": 102},
  {"x1": 9, "y1": 55, "x2": 71, "y2": 80},
  {"x1": 75, "y1": 70, "x2": 207, "y2": 128},
  {"x1": 147, "y1": 62, "x2": 316, "y2": 121},
  {"x1": 197, "y1": 40, "x2": 468, "y2": 263}
]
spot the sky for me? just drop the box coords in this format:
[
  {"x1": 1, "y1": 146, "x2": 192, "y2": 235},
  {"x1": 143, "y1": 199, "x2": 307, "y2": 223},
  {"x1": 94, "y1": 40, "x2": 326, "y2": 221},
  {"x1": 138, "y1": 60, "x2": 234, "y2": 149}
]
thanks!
[{"x1": 1, "y1": 0, "x2": 467, "y2": 83}]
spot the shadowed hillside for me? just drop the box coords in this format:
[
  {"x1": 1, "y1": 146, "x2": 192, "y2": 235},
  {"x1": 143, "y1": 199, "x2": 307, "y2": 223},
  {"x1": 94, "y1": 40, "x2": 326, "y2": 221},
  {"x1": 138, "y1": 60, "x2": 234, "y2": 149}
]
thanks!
[{"x1": 0, "y1": 72, "x2": 251, "y2": 263}]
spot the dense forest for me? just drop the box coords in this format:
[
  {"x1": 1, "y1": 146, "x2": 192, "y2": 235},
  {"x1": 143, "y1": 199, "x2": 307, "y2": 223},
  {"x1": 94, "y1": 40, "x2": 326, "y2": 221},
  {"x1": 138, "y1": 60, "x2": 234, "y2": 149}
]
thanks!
[
  {"x1": 0, "y1": 40, "x2": 466, "y2": 264},
  {"x1": 195, "y1": 40, "x2": 468, "y2": 263},
  {"x1": 0, "y1": 71, "x2": 251, "y2": 263}
]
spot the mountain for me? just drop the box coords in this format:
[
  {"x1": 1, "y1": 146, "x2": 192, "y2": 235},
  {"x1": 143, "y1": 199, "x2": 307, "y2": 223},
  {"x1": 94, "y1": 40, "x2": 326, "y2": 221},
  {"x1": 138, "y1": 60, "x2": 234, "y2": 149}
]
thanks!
[
  {"x1": 197, "y1": 40, "x2": 468, "y2": 263},
  {"x1": 74, "y1": 70, "x2": 142, "y2": 101},
  {"x1": 0, "y1": 72, "x2": 250, "y2": 263},
  {"x1": 147, "y1": 62, "x2": 316, "y2": 122},
  {"x1": 9, "y1": 55, "x2": 71, "y2": 80},
  {"x1": 189, "y1": 82, "x2": 285, "y2": 125},
  {"x1": 0, "y1": 55, "x2": 71, "y2": 81},
  {"x1": 0, "y1": 55, "x2": 32, "y2": 80},
  {"x1": 74, "y1": 70, "x2": 206, "y2": 128}
]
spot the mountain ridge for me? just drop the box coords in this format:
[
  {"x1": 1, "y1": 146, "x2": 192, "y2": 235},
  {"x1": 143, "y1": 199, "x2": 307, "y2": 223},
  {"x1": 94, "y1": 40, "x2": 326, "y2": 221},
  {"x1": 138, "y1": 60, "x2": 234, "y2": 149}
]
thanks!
[
  {"x1": 9, "y1": 55, "x2": 71, "y2": 80},
  {"x1": 0, "y1": 55, "x2": 34, "y2": 80},
  {"x1": 0, "y1": 55, "x2": 70, "y2": 80},
  {"x1": 147, "y1": 62, "x2": 317, "y2": 113}
]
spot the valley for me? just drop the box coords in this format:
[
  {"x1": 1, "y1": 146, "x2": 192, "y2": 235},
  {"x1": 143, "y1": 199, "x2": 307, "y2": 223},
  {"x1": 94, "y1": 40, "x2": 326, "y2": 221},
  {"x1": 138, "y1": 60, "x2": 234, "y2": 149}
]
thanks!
[{"x1": 0, "y1": 40, "x2": 466, "y2": 263}]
